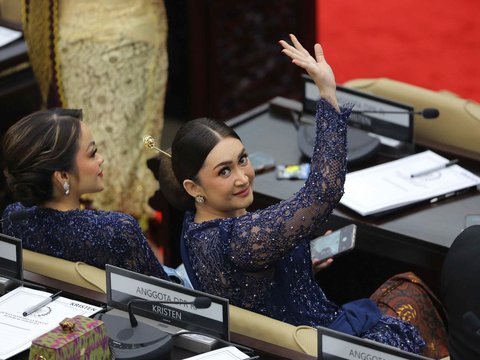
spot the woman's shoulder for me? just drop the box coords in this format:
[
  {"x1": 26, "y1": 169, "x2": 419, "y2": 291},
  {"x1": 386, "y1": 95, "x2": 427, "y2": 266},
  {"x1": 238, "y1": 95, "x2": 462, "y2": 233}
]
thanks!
[
  {"x1": 184, "y1": 212, "x2": 238, "y2": 241},
  {"x1": 78, "y1": 209, "x2": 139, "y2": 227},
  {"x1": 87, "y1": 209, "x2": 135, "y2": 220},
  {"x1": 3, "y1": 202, "x2": 26, "y2": 214}
]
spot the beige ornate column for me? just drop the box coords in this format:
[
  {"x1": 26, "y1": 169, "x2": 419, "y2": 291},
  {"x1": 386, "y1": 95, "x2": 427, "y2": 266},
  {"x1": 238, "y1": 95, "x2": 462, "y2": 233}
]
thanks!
[{"x1": 23, "y1": 0, "x2": 168, "y2": 216}]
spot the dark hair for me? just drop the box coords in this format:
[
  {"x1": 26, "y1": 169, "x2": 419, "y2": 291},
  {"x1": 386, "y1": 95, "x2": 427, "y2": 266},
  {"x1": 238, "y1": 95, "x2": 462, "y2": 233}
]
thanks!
[
  {"x1": 2, "y1": 108, "x2": 83, "y2": 206},
  {"x1": 158, "y1": 117, "x2": 241, "y2": 211}
]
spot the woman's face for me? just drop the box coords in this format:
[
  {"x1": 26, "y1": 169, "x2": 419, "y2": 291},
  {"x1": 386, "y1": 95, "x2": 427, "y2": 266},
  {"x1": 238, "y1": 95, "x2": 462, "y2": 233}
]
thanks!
[
  {"x1": 195, "y1": 137, "x2": 255, "y2": 219},
  {"x1": 69, "y1": 122, "x2": 104, "y2": 196}
]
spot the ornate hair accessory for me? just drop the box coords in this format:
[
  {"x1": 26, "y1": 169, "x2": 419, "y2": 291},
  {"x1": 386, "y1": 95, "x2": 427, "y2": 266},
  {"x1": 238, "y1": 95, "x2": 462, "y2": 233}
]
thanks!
[{"x1": 143, "y1": 135, "x2": 171, "y2": 158}]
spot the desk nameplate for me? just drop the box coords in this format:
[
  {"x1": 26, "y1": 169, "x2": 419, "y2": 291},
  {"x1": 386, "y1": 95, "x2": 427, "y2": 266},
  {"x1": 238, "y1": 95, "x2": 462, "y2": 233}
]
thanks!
[
  {"x1": 318, "y1": 327, "x2": 429, "y2": 360},
  {"x1": 0, "y1": 233, "x2": 23, "y2": 283},
  {"x1": 106, "y1": 265, "x2": 229, "y2": 340}
]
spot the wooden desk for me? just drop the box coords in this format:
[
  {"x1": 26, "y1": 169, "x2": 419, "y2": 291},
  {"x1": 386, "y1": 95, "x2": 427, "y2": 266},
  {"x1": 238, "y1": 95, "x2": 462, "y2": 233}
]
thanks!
[
  {"x1": 12, "y1": 271, "x2": 315, "y2": 360},
  {"x1": 227, "y1": 101, "x2": 480, "y2": 302}
]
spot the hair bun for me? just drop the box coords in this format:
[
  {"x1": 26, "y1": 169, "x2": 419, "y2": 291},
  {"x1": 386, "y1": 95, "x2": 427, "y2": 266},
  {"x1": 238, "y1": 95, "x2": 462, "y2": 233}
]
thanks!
[{"x1": 156, "y1": 156, "x2": 194, "y2": 212}]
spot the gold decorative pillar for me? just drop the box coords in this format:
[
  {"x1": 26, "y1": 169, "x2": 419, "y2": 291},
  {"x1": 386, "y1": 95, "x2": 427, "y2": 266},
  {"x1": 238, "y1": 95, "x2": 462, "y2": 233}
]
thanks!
[{"x1": 22, "y1": 0, "x2": 168, "y2": 216}]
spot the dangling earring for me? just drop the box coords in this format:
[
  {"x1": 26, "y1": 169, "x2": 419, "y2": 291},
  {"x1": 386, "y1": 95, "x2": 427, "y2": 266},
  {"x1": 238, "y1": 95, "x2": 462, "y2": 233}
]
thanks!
[
  {"x1": 63, "y1": 182, "x2": 70, "y2": 196},
  {"x1": 195, "y1": 195, "x2": 205, "y2": 204}
]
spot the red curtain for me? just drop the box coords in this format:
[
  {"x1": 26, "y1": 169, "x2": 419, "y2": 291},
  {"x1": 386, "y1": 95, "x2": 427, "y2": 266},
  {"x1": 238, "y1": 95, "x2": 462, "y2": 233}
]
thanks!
[{"x1": 317, "y1": 0, "x2": 480, "y2": 102}]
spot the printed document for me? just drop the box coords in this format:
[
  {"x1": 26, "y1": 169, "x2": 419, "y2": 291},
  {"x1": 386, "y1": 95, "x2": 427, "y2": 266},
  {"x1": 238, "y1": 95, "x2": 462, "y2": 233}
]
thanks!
[
  {"x1": 340, "y1": 150, "x2": 480, "y2": 216},
  {"x1": 0, "y1": 286, "x2": 102, "y2": 360}
]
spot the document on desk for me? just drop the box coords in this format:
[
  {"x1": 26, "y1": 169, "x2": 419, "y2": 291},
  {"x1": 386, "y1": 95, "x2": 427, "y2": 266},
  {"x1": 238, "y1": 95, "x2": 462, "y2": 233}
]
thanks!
[
  {"x1": 340, "y1": 150, "x2": 480, "y2": 216},
  {"x1": 0, "y1": 286, "x2": 102, "y2": 360},
  {"x1": 0, "y1": 26, "x2": 22, "y2": 48}
]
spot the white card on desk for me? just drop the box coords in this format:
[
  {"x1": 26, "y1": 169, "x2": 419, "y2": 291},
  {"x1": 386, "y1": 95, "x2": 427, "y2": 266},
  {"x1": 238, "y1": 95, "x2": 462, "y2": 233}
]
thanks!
[
  {"x1": 0, "y1": 26, "x2": 22, "y2": 48},
  {"x1": 183, "y1": 346, "x2": 250, "y2": 360},
  {"x1": 340, "y1": 150, "x2": 480, "y2": 216},
  {"x1": 0, "y1": 286, "x2": 102, "y2": 359}
]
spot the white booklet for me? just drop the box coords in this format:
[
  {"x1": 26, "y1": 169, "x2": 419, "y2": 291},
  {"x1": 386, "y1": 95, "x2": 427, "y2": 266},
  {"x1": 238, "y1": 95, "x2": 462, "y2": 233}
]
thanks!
[
  {"x1": 340, "y1": 150, "x2": 480, "y2": 216},
  {"x1": 0, "y1": 286, "x2": 103, "y2": 360}
]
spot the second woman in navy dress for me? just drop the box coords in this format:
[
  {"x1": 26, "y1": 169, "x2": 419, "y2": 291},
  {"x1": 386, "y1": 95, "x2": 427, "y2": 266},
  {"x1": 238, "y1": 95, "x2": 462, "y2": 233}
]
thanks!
[{"x1": 2, "y1": 109, "x2": 168, "y2": 280}]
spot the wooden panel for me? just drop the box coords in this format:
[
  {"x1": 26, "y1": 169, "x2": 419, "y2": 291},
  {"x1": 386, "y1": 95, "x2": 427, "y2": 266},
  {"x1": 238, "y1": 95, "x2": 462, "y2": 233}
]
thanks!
[{"x1": 166, "y1": 0, "x2": 316, "y2": 120}]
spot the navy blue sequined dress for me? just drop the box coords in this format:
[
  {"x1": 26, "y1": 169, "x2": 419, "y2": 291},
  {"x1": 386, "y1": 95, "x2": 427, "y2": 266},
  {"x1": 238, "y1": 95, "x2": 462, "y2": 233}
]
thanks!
[
  {"x1": 181, "y1": 100, "x2": 425, "y2": 353},
  {"x1": 2, "y1": 202, "x2": 168, "y2": 280}
]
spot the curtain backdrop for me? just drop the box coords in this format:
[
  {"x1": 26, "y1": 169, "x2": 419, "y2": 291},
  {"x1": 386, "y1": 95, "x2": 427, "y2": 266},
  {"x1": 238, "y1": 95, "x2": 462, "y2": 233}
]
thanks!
[{"x1": 317, "y1": 0, "x2": 480, "y2": 102}]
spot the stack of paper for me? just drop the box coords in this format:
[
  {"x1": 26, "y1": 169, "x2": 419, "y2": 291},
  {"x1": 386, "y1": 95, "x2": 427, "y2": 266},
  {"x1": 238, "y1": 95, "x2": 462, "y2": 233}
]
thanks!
[
  {"x1": 340, "y1": 150, "x2": 480, "y2": 216},
  {"x1": 0, "y1": 287, "x2": 102, "y2": 359}
]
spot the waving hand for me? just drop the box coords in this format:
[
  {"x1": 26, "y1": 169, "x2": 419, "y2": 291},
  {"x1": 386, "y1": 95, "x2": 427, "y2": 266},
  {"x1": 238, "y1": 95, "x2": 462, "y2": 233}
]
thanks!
[{"x1": 279, "y1": 34, "x2": 339, "y2": 111}]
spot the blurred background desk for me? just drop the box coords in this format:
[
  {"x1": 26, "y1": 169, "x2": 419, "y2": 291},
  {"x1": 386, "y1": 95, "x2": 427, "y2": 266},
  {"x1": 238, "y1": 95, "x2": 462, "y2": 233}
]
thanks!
[{"x1": 228, "y1": 100, "x2": 480, "y2": 303}]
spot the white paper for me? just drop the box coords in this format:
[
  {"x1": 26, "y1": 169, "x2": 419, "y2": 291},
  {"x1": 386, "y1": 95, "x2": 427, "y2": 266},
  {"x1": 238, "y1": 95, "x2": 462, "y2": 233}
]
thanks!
[
  {"x1": 0, "y1": 287, "x2": 102, "y2": 360},
  {"x1": 340, "y1": 150, "x2": 480, "y2": 216},
  {"x1": 183, "y1": 346, "x2": 250, "y2": 360},
  {"x1": 0, "y1": 26, "x2": 22, "y2": 48}
]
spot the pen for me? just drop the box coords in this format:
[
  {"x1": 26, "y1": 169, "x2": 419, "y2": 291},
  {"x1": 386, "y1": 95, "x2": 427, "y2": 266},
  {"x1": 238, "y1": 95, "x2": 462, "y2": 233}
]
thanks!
[
  {"x1": 410, "y1": 159, "x2": 459, "y2": 178},
  {"x1": 22, "y1": 290, "x2": 62, "y2": 316}
]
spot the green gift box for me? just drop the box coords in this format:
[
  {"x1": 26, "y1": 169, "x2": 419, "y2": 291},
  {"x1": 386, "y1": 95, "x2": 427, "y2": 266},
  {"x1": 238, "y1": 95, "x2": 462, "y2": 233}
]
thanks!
[{"x1": 29, "y1": 315, "x2": 110, "y2": 360}]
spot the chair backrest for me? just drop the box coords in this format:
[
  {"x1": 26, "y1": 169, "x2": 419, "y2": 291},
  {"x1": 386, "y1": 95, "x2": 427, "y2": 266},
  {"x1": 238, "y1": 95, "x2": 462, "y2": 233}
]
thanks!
[
  {"x1": 344, "y1": 78, "x2": 480, "y2": 161},
  {"x1": 22, "y1": 249, "x2": 106, "y2": 293}
]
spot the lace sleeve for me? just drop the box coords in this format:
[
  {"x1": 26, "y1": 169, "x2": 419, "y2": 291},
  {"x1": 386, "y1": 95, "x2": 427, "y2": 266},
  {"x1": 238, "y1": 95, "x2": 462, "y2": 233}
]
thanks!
[
  {"x1": 229, "y1": 99, "x2": 351, "y2": 269},
  {"x1": 103, "y1": 214, "x2": 169, "y2": 280}
]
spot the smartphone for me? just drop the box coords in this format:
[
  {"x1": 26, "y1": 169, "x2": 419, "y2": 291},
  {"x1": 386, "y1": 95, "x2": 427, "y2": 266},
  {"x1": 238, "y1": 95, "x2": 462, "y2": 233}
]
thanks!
[
  {"x1": 248, "y1": 152, "x2": 276, "y2": 174},
  {"x1": 310, "y1": 224, "x2": 357, "y2": 262},
  {"x1": 464, "y1": 214, "x2": 480, "y2": 229},
  {"x1": 276, "y1": 163, "x2": 311, "y2": 180}
]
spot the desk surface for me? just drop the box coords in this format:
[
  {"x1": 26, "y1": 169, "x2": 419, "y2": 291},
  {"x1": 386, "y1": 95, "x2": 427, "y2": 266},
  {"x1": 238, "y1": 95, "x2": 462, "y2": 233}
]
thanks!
[{"x1": 229, "y1": 103, "x2": 480, "y2": 249}]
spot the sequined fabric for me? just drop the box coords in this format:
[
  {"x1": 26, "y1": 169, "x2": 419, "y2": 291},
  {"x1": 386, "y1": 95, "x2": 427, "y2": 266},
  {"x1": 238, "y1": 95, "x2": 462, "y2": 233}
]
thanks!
[
  {"x1": 2, "y1": 202, "x2": 168, "y2": 280},
  {"x1": 182, "y1": 99, "x2": 425, "y2": 353}
]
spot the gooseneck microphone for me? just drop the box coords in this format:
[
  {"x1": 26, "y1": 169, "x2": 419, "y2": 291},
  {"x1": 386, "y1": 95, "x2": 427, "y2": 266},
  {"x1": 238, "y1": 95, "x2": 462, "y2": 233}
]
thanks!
[
  {"x1": 128, "y1": 296, "x2": 212, "y2": 327},
  {"x1": 95, "y1": 296, "x2": 212, "y2": 359},
  {"x1": 351, "y1": 108, "x2": 440, "y2": 119}
]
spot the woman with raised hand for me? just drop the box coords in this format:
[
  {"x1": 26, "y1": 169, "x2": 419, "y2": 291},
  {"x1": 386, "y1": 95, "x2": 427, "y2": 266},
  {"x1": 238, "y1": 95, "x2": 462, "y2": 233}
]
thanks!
[{"x1": 155, "y1": 34, "x2": 425, "y2": 354}]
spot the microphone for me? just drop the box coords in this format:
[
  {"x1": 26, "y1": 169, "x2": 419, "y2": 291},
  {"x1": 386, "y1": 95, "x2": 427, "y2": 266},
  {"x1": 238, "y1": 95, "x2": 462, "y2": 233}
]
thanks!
[
  {"x1": 95, "y1": 296, "x2": 212, "y2": 359},
  {"x1": 128, "y1": 296, "x2": 212, "y2": 327},
  {"x1": 351, "y1": 108, "x2": 440, "y2": 119}
]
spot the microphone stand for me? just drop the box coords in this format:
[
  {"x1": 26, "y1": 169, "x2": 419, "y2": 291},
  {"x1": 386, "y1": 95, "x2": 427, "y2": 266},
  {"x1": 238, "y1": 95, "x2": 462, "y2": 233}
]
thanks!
[{"x1": 95, "y1": 296, "x2": 212, "y2": 360}]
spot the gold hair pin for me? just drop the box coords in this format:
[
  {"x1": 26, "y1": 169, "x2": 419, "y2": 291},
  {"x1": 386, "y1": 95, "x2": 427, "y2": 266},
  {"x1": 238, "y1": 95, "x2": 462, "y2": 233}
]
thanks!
[{"x1": 143, "y1": 135, "x2": 171, "y2": 157}]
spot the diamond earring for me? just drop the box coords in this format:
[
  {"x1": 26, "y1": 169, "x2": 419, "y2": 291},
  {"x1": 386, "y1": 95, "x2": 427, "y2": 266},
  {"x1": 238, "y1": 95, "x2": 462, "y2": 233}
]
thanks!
[
  {"x1": 195, "y1": 195, "x2": 205, "y2": 204},
  {"x1": 63, "y1": 182, "x2": 70, "y2": 196}
]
